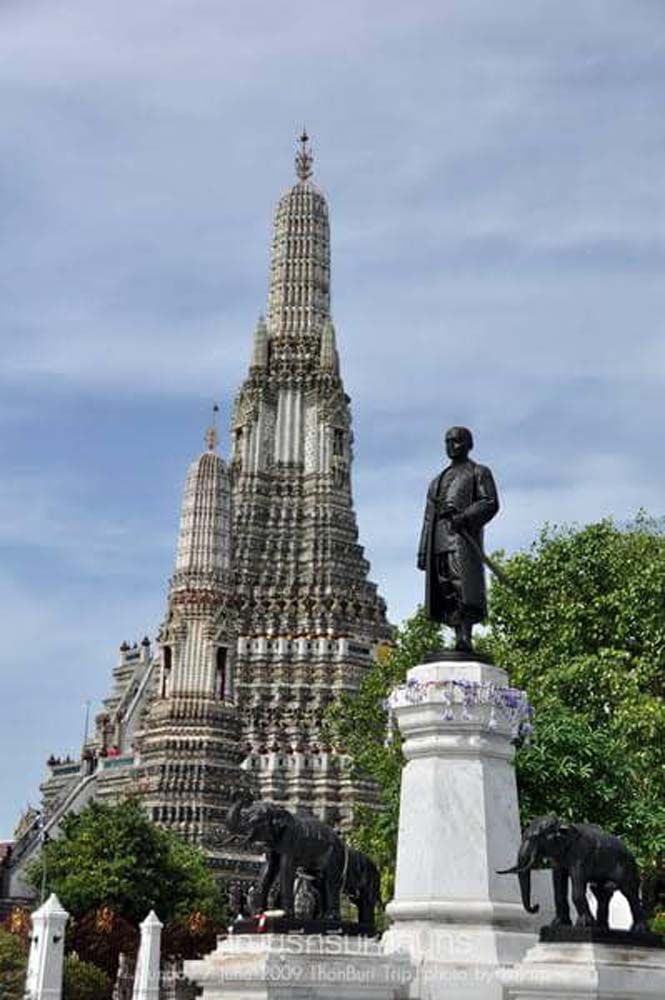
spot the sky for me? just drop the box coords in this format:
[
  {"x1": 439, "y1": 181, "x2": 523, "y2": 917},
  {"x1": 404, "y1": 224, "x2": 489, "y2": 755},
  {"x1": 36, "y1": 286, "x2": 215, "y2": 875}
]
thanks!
[{"x1": 1, "y1": 0, "x2": 665, "y2": 838}]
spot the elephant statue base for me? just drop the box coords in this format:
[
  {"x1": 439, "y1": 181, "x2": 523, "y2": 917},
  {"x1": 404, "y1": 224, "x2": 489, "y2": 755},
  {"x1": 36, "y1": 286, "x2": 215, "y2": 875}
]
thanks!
[
  {"x1": 229, "y1": 914, "x2": 376, "y2": 938},
  {"x1": 540, "y1": 922, "x2": 663, "y2": 948}
]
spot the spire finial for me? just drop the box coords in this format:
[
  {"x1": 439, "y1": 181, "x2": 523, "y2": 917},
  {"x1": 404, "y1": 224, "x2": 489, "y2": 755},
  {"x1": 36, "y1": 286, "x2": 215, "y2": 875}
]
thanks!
[
  {"x1": 205, "y1": 403, "x2": 220, "y2": 452},
  {"x1": 295, "y1": 129, "x2": 313, "y2": 181}
]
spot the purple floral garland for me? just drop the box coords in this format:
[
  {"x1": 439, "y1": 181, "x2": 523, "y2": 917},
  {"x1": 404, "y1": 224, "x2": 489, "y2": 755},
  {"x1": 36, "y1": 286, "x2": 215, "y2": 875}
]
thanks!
[{"x1": 384, "y1": 678, "x2": 534, "y2": 745}]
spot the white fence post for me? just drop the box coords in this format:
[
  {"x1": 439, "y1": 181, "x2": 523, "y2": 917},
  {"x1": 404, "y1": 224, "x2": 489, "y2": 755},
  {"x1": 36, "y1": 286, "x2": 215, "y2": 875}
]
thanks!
[
  {"x1": 24, "y1": 893, "x2": 69, "y2": 1000},
  {"x1": 132, "y1": 910, "x2": 163, "y2": 1000}
]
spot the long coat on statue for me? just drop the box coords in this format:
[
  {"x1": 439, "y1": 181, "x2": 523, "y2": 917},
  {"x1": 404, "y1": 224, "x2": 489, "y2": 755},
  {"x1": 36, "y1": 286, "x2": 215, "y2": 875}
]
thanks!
[{"x1": 418, "y1": 459, "x2": 499, "y2": 625}]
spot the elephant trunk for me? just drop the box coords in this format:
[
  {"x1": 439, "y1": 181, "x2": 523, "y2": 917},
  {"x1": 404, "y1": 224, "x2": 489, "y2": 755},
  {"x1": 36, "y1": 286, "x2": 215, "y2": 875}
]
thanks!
[
  {"x1": 226, "y1": 800, "x2": 244, "y2": 834},
  {"x1": 498, "y1": 841, "x2": 540, "y2": 914},
  {"x1": 516, "y1": 840, "x2": 539, "y2": 915},
  {"x1": 518, "y1": 867, "x2": 539, "y2": 915}
]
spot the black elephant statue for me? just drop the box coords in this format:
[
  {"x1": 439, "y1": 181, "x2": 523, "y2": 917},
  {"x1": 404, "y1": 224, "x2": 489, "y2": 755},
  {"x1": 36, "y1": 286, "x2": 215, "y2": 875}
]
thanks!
[
  {"x1": 263, "y1": 848, "x2": 381, "y2": 932},
  {"x1": 226, "y1": 800, "x2": 380, "y2": 931},
  {"x1": 343, "y1": 845, "x2": 381, "y2": 931},
  {"x1": 498, "y1": 814, "x2": 646, "y2": 932}
]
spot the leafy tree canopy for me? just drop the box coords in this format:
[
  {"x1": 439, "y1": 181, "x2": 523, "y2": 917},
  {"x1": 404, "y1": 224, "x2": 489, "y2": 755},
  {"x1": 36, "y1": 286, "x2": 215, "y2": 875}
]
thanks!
[
  {"x1": 63, "y1": 956, "x2": 113, "y2": 1000},
  {"x1": 0, "y1": 927, "x2": 27, "y2": 1000},
  {"x1": 490, "y1": 515, "x2": 665, "y2": 873},
  {"x1": 25, "y1": 798, "x2": 224, "y2": 926},
  {"x1": 327, "y1": 516, "x2": 665, "y2": 890}
]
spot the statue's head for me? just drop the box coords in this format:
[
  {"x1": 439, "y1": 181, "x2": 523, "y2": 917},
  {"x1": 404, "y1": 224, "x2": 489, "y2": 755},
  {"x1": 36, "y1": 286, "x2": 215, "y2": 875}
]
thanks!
[{"x1": 445, "y1": 426, "x2": 473, "y2": 461}]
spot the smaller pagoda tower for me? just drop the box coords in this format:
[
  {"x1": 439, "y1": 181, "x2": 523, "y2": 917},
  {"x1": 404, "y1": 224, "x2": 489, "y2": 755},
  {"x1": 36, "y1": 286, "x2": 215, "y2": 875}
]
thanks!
[{"x1": 134, "y1": 411, "x2": 250, "y2": 879}]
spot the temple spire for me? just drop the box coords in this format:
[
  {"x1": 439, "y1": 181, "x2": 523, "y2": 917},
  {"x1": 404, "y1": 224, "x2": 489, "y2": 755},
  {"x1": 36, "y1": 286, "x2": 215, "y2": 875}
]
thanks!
[
  {"x1": 173, "y1": 422, "x2": 231, "y2": 585},
  {"x1": 295, "y1": 129, "x2": 313, "y2": 181},
  {"x1": 205, "y1": 403, "x2": 220, "y2": 452},
  {"x1": 267, "y1": 136, "x2": 330, "y2": 336}
]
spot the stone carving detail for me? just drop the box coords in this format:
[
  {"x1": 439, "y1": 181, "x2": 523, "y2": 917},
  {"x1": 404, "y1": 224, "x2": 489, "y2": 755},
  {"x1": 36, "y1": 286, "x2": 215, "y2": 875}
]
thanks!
[
  {"x1": 303, "y1": 403, "x2": 318, "y2": 472},
  {"x1": 294, "y1": 870, "x2": 321, "y2": 921},
  {"x1": 261, "y1": 403, "x2": 276, "y2": 472}
]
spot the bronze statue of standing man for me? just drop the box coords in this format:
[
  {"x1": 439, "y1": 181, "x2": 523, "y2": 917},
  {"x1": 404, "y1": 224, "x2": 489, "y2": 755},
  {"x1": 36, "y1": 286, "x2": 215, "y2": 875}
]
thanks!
[{"x1": 417, "y1": 427, "x2": 499, "y2": 653}]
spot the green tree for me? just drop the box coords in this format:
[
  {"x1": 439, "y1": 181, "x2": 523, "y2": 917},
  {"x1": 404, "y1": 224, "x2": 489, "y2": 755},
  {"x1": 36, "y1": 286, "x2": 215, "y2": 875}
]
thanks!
[
  {"x1": 325, "y1": 609, "x2": 441, "y2": 901},
  {"x1": 0, "y1": 927, "x2": 27, "y2": 1000},
  {"x1": 26, "y1": 798, "x2": 224, "y2": 926},
  {"x1": 489, "y1": 516, "x2": 665, "y2": 875},
  {"x1": 327, "y1": 516, "x2": 665, "y2": 891},
  {"x1": 62, "y1": 956, "x2": 113, "y2": 1000}
]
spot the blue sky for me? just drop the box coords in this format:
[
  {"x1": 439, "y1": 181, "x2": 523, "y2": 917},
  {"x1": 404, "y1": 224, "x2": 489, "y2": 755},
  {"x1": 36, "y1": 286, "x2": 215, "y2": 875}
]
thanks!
[{"x1": 1, "y1": 1, "x2": 665, "y2": 838}]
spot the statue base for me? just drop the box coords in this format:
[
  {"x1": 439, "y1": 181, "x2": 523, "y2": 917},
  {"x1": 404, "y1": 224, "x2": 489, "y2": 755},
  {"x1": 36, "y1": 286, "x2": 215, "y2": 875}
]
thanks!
[
  {"x1": 421, "y1": 646, "x2": 494, "y2": 664},
  {"x1": 498, "y1": 938, "x2": 665, "y2": 998},
  {"x1": 230, "y1": 916, "x2": 373, "y2": 937},
  {"x1": 383, "y1": 657, "x2": 550, "y2": 999},
  {"x1": 540, "y1": 925, "x2": 663, "y2": 948},
  {"x1": 184, "y1": 930, "x2": 414, "y2": 1000}
]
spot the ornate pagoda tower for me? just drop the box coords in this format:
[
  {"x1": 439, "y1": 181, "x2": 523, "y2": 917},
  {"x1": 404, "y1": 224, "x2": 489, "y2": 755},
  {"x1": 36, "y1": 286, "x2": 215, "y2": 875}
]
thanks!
[
  {"x1": 133, "y1": 413, "x2": 251, "y2": 877},
  {"x1": 231, "y1": 134, "x2": 391, "y2": 826},
  {"x1": 2, "y1": 137, "x2": 393, "y2": 906}
]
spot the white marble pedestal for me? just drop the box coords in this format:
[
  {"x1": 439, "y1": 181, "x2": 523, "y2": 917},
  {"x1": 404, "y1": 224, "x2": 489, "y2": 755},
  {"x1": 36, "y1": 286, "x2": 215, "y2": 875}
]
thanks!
[
  {"x1": 184, "y1": 931, "x2": 414, "y2": 1000},
  {"x1": 382, "y1": 657, "x2": 545, "y2": 999},
  {"x1": 497, "y1": 939, "x2": 665, "y2": 998}
]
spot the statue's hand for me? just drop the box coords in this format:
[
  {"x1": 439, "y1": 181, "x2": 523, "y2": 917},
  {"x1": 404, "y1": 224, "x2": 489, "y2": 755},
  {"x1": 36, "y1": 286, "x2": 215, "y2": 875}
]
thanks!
[{"x1": 417, "y1": 554, "x2": 426, "y2": 571}]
